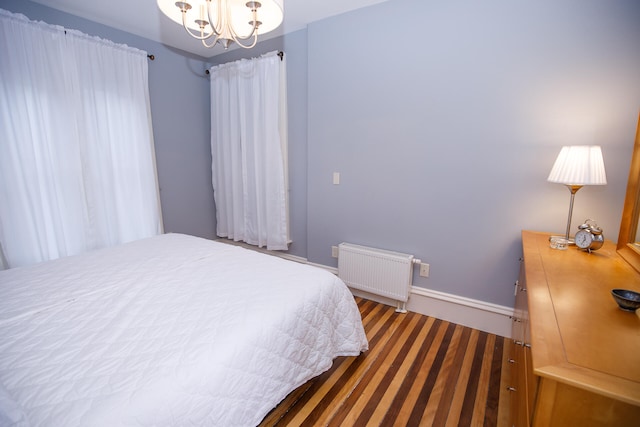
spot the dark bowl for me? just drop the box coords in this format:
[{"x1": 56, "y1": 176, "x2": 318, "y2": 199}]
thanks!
[{"x1": 611, "y1": 289, "x2": 640, "y2": 312}]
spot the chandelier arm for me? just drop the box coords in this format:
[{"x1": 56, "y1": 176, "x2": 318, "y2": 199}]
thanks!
[
  {"x1": 229, "y1": 23, "x2": 259, "y2": 41},
  {"x1": 229, "y1": 24, "x2": 259, "y2": 41},
  {"x1": 227, "y1": 3, "x2": 259, "y2": 41},
  {"x1": 201, "y1": 33, "x2": 223, "y2": 48},
  {"x1": 180, "y1": 10, "x2": 216, "y2": 40},
  {"x1": 231, "y1": 33, "x2": 258, "y2": 49},
  {"x1": 205, "y1": 0, "x2": 224, "y2": 37}
]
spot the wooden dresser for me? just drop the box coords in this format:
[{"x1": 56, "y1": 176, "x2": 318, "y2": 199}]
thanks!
[{"x1": 507, "y1": 231, "x2": 640, "y2": 427}]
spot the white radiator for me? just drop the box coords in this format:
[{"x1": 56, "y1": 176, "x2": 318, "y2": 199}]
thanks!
[{"x1": 337, "y1": 243, "x2": 418, "y2": 313}]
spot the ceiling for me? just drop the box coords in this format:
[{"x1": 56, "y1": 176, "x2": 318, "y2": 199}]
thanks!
[{"x1": 30, "y1": 0, "x2": 390, "y2": 58}]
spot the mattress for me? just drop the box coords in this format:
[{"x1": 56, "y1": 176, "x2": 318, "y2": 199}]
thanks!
[{"x1": 0, "y1": 233, "x2": 368, "y2": 426}]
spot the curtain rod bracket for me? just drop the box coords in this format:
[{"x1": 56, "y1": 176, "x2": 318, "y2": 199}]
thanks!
[{"x1": 147, "y1": 54, "x2": 155, "y2": 61}]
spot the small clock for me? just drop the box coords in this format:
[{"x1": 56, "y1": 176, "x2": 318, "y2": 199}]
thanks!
[{"x1": 574, "y1": 219, "x2": 604, "y2": 252}]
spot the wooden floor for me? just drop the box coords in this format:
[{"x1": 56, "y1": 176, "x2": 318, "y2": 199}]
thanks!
[{"x1": 259, "y1": 297, "x2": 509, "y2": 427}]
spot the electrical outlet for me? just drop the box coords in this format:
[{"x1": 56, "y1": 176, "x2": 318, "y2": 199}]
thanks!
[
  {"x1": 331, "y1": 246, "x2": 339, "y2": 258},
  {"x1": 419, "y1": 263, "x2": 430, "y2": 277}
]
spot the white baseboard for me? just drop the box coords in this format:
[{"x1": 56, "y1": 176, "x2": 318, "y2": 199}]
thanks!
[
  {"x1": 340, "y1": 284, "x2": 514, "y2": 339},
  {"x1": 348, "y1": 286, "x2": 514, "y2": 338},
  {"x1": 407, "y1": 287, "x2": 514, "y2": 338},
  {"x1": 215, "y1": 238, "x2": 309, "y2": 264},
  {"x1": 215, "y1": 240, "x2": 515, "y2": 338},
  {"x1": 306, "y1": 261, "x2": 514, "y2": 338}
]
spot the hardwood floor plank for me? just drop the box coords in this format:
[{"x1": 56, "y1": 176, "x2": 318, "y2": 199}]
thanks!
[
  {"x1": 458, "y1": 331, "x2": 489, "y2": 426},
  {"x1": 420, "y1": 324, "x2": 465, "y2": 424},
  {"x1": 357, "y1": 298, "x2": 377, "y2": 319},
  {"x1": 365, "y1": 316, "x2": 433, "y2": 425},
  {"x1": 410, "y1": 322, "x2": 457, "y2": 426},
  {"x1": 384, "y1": 318, "x2": 446, "y2": 427},
  {"x1": 497, "y1": 340, "x2": 513, "y2": 427},
  {"x1": 445, "y1": 329, "x2": 481, "y2": 427},
  {"x1": 354, "y1": 313, "x2": 424, "y2": 425},
  {"x1": 259, "y1": 298, "x2": 508, "y2": 427},
  {"x1": 471, "y1": 334, "x2": 496, "y2": 426},
  {"x1": 484, "y1": 335, "x2": 505, "y2": 426},
  {"x1": 284, "y1": 356, "x2": 355, "y2": 425},
  {"x1": 328, "y1": 312, "x2": 421, "y2": 426},
  {"x1": 432, "y1": 325, "x2": 473, "y2": 426},
  {"x1": 341, "y1": 313, "x2": 418, "y2": 426}
]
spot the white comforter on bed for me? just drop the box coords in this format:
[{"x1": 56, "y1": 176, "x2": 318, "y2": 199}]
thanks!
[{"x1": 0, "y1": 233, "x2": 368, "y2": 426}]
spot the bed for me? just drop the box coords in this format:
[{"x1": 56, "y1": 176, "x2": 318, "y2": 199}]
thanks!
[{"x1": 0, "y1": 233, "x2": 368, "y2": 426}]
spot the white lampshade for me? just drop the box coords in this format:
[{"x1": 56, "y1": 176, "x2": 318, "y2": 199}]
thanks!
[
  {"x1": 158, "y1": 0, "x2": 284, "y2": 36},
  {"x1": 547, "y1": 146, "x2": 607, "y2": 186}
]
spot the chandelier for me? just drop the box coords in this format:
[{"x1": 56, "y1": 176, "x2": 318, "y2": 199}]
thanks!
[{"x1": 157, "y1": 0, "x2": 284, "y2": 49}]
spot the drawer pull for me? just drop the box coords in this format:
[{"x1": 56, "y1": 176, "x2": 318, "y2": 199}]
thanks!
[
  {"x1": 514, "y1": 340, "x2": 524, "y2": 346},
  {"x1": 508, "y1": 358, "x2": 515, "y2": 364},
  {"x1": 524, "y1": 343, "x2": 531, "y2": 348},
  {"x1": 506, "y1": 386, "x2": 517, "y2": 392}
]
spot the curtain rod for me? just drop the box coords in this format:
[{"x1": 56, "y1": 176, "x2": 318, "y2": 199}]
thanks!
[
  {"x1": 205, "y1": 50, "x2": 283, "y2": 75},
  {"x1": 60, "y1": 30, "x2": 156, "y2": 61},
  {"x1": 149, "y1": 50, "x2": 280, "y2": 64}
]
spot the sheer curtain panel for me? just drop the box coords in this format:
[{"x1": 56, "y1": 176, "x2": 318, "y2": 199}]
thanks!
[
  {"x1": 0, "y1": 9, "x2": 162, "y2": 268},
  {"x1": 210, "y1": 51, "x2": 289, "y2": 250}
]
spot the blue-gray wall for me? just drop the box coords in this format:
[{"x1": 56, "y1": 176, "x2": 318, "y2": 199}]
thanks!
[
  {"x1": 1, "y1": 0, "x2": 216, "y2": 240},
  {"x1": 4, "y1": 0, "x2": 640, "y2": 308},
  {"x1": 305, "y1": 0, "x2": 640, "y2": 306}
]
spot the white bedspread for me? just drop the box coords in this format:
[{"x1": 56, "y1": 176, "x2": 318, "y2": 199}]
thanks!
[{"x1": 0, "y1": 233, "x2": 368, "y2": 426}]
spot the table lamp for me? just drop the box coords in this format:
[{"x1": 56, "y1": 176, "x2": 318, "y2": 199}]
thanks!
[{"x1": 547, "y1": 145, "x2": 607, "y2": 242}]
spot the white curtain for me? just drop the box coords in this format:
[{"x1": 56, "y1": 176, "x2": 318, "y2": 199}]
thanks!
[
  {"x1": 0, "y1": 9, "x2": 162, "y2": 268},
  {"x1": 210, "y1": 51, "x2": 289, "y2": 250}
]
